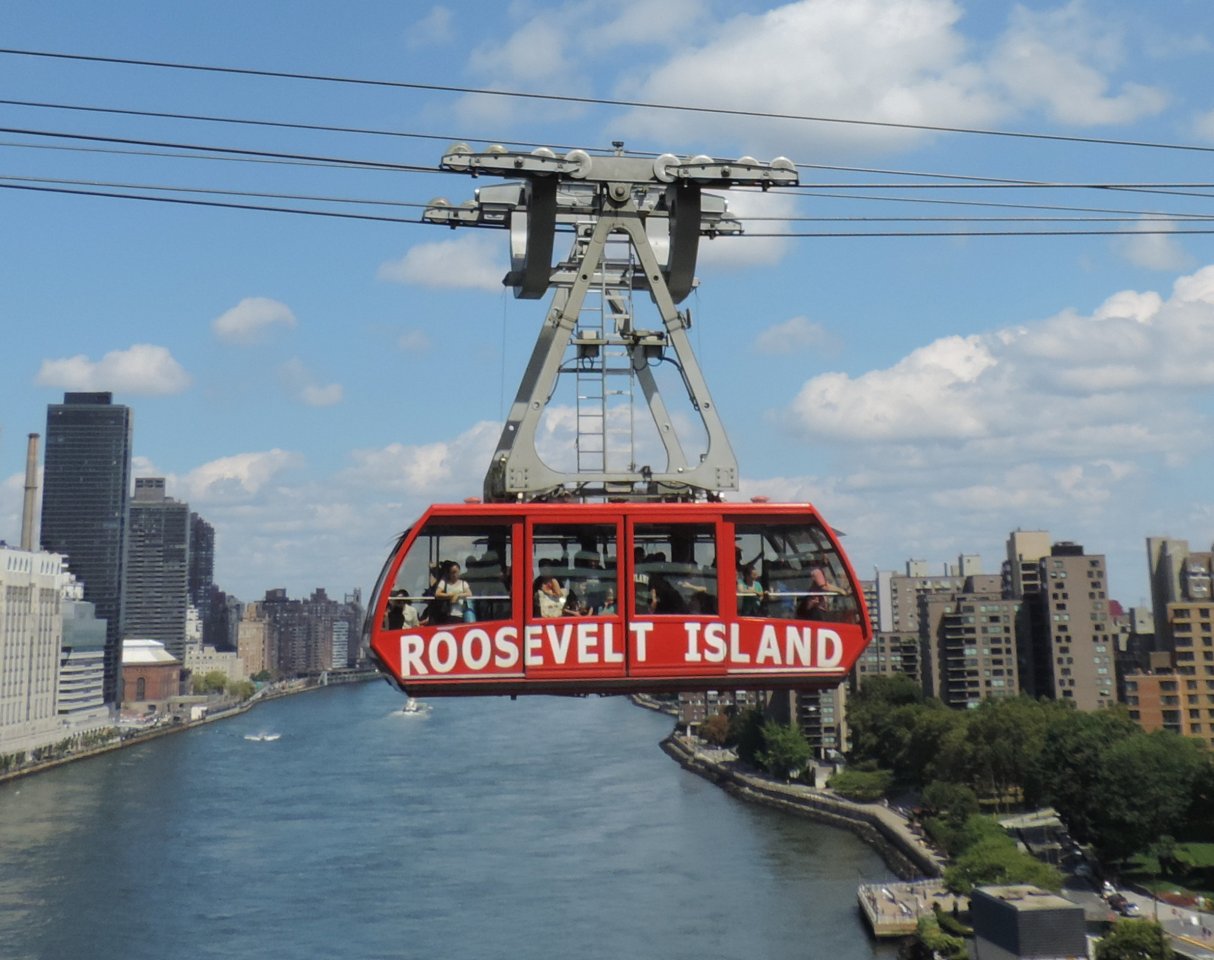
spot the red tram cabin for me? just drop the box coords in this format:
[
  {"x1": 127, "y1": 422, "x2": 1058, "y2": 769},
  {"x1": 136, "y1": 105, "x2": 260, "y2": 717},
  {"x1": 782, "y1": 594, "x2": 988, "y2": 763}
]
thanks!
[{"x1": 366, "y1": 501, "x2": 871, "y2": 696}]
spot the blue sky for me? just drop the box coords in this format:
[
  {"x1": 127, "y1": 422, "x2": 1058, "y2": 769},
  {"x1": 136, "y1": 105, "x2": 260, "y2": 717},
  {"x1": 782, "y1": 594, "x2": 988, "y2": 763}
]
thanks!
[{"x1": 2, "y1": 0, "x2": 1213, "y2": 607}]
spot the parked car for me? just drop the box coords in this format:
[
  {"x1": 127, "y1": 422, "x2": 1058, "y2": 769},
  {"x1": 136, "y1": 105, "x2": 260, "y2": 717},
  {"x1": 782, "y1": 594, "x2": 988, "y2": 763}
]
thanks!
[
  {"x1": 1107, "y1": 895, "x2": 1129, "y2": 912},
  {"x1": 1120, "y1": 902, "x2": 1141, "y2": 917},
  {"x1": 1101, "y1": 881, "x2": 1117, "y2": 899}
]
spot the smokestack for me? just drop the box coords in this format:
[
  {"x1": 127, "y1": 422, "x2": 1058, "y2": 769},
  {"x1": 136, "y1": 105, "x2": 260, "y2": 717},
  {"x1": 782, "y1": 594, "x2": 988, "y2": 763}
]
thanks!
[{"x1": 21, "y1": 433, "x2": 39, "y2": 551}]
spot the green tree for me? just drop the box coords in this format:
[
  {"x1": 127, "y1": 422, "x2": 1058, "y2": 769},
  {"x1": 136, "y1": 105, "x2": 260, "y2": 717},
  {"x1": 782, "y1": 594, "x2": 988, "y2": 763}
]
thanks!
[
  {"x1": 699, "y1": 713, "x2": 730, "y2": 747},
  {"x1": 1092, "y1": 730, "x2": 1207, "y2": 861},
  {"x1": 229, "y1": 680, "x2": 256, "y2": 701},
  {"x1": 897, "y1": 915, "x2": 966, "y2": 960},
  {"x1": 829, "y1": 767, "x2": 893, "y2": 802},
  {"x1": 847, "y1": 674, "x2": 924, "y2": 768},
  {"x1": 728, "y1": 708, "x2": 766, "y2": 766},
  {"x1": 1094, "y1": 919, "x2": 1174, "y2": 960},
  {"x1": 192, "y1": 671, "x2": 229, "y2": 695},
  {"x1": 251, "y1": 670, "x2": 271, "y2": 682},
  {"x1": 944, "y1": 836, "x2": 1063, "y2": 894},
  {"x1": 922, "y1": 782, "x2": 979, "y2": 827},
  {"x1": 1038, "y1": 708, "x2": 1138, "y2": 844},
  {"x1": 900, "y1": 703, "x2": 966, "y2": 787},
  {"x1": 962, "y1": 698, "x2": 1057, "y2": 808},
  {"x1": 758, "y1": 721, "x2": 811, "y2": 780}
]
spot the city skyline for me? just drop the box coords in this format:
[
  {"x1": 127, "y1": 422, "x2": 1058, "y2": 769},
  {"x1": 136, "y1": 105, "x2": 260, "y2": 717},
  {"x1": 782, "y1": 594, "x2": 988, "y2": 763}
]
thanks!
[{"x1": 2, "y1": 1, "x2": 1214, "y2": 603}]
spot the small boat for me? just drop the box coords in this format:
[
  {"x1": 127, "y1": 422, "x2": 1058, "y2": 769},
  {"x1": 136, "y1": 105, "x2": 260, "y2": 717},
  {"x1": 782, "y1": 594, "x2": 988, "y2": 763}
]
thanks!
[
  {"x1": 243, "y1": 732, "x2": 281, "y2": 742},
  {"x1": 401, "y1": 698, "x2": 431, "y2": 716}
]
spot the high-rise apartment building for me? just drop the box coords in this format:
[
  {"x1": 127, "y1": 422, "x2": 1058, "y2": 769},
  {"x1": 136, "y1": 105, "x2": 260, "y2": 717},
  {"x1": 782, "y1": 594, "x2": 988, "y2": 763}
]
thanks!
[
  {"x1": 921, "y1": 576, "x2": 1021, "y2": 708},
  {"x1": 1024, "y1": 543, "x2": 1116, "y2": 710},
  {"x1": 40, "y1": 391, "x2": 132, "y2": 705},
  {"x1": 1126, "y1": 538, "x2": 1214, "y2": 747},
  {"x1": 124, "y1": 478, "x2": 190, "y2": 661}
]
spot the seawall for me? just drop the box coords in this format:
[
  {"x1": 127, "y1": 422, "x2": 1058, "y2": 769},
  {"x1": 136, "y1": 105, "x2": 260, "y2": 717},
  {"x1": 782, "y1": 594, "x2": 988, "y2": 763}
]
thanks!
[{"x1": 660, "y1": 733, "x2": 946, "y2": 881}]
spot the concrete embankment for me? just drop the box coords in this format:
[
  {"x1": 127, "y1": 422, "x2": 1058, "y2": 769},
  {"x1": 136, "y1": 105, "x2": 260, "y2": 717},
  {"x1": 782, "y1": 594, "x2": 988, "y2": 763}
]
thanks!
[{"x1": 661, "y1": 733, "x2": 946, "y2": 881}]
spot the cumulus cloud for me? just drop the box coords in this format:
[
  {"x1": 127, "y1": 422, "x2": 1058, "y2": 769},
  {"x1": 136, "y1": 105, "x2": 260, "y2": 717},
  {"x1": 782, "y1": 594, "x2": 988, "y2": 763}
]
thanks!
[
  {"x1": 1112, "y1": 220, "x2": 1193, "y2": 272},
  {"x1": 178, "y1": 450, "x2": 305, "y2": 504},
  {"x1": 35, "y1": 344, "x2": 191, "y2": 395},
  {"x1": 279, "y1": 358, "x2": 343, "y2": 407},
  {"x1": 786, "y1": 264, "x2": 1214, "y2": 460},
  {"x1": 754, "y1": 316, "x2": 838, "y2": 355},
  {"x1": 342, "y1": 421, "x2": 501, "y2": 499},
  {"x1": 988, "y1": 1, "x2": 1168, "y2": 125},
  {"x1": 407, "y1": 5, "x2": 454, "y2": 47},
  {"x1": 612, "y1": 0, "x2": 1002, "y2": 156},
  {"x1": 398, "y1": 329, "x2": 432, "y2": 352},
  {"x1": 377, "y1": 233, "x2": 506, "y2": 292},
  {"x1": 212, "y1": 297, "x2": 297, "y2": 345},
  {"x1": 698, "y1": 189, "x2": 800, "y2": 270},
  {"x1": 1194, "y1": 107, "x2": 1214, "y2": 142}
]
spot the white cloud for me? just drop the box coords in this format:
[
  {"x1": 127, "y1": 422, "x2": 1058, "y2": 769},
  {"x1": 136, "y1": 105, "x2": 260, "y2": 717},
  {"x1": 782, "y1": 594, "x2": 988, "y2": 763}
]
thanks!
[
  {"x1": 988, "y1": 1, "x2": 1168, "y2": 126},
  {"x1": 398, "y1": 329, "x2": 432, "y2": 352},
  {"x1": 754, "y1": 315, "x2": 837, "y2": 355},
  {"x1": 1112, "y1": 220, "x2": 1193, "y2": 272},
  {"x1": 407, "y1": 6, "x2": 454, "y2": 48},
  {"x1": 280, "y1": 358, "x2": 343, "y2": 407},
  {"x1": 612, "y1": 0, "x2": 1002, "y2": 156},
  {"x1": 377, "y1": 233, "x2": 506, "y2": 292},
  {"x1": 35, "y1": 344, "x2": 191, "y2": 395},
  {"x1": 698, "y1": 189, "x2": 800, "y2": 270},
  {"x1": 785, "y1": 264, "x2": 1214, "y2": 461},
  {"x1": 342, "y1": 421, "x2": 501, "y2": 499},
  {"x1": 1194, "y1": 107, "x2": 1214, "y2": 142},
  {"x1": 178, "y1": 450, "x2": 304, "y2": 504},
  {"x1": 212, "y1": 297, "x2": 297, "y2": 345},
  {"x1": 469, "y1": 19, "x2": 573, "y2": 87}
]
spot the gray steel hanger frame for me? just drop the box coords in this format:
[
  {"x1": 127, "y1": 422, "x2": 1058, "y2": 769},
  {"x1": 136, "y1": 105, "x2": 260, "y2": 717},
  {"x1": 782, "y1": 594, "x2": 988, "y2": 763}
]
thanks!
[{"x1": 425, "y1": 145, "x2": 798, "y2": 502}]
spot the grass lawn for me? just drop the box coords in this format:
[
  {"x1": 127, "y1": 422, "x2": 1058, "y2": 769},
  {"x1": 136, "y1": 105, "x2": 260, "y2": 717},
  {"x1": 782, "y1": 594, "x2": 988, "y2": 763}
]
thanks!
[{"x1": 1124, "y1": 843, "x2": 1214, "y2": 903}]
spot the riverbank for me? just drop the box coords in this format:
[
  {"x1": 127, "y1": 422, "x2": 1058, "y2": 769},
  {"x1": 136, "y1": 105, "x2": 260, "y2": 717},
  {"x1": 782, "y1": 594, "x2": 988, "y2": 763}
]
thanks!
[
  {"x1": 660, "y1": 732, "x2": 947, "y2": 881},
  {"x1": 0, "y1": 668, "x2": 379, "y2": 785}
]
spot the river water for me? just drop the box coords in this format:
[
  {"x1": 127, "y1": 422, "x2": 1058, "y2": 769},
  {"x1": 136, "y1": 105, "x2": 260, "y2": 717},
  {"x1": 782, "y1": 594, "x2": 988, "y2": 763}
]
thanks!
[{"x1": 0, "y1": 682, "x2": 900, "y2": 960}]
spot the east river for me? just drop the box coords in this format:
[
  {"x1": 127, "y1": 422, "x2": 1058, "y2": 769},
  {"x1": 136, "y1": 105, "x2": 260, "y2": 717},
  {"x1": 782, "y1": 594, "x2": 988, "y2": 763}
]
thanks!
[{"x1": 0, "y1": 682, "x2": 900, "y2": 960}]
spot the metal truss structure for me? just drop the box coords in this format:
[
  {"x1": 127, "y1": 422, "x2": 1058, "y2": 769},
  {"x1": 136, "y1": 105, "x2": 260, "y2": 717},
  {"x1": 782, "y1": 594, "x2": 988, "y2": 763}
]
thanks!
[{"x1": 425, "y1": 144, "x2": 798, "y2": 502}]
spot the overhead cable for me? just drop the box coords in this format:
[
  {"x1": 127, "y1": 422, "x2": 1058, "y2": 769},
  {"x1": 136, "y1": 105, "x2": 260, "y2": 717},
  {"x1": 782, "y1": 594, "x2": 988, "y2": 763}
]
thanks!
[{"x1": 4, "y1": 47, "x2": 1214, "y2": 155}]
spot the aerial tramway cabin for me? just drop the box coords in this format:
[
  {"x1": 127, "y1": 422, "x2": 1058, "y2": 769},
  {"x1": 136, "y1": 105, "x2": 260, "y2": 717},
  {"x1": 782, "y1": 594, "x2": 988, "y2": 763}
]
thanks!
[{"x1": 367, "y1": 500, "x2": 871, "y2": 697}]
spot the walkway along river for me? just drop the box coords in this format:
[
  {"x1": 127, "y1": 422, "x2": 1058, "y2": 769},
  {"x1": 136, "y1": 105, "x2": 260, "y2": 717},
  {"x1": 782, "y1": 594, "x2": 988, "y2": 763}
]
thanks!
[{"x1": 0, "y1": 681, "x2": 900, "y2": 960}]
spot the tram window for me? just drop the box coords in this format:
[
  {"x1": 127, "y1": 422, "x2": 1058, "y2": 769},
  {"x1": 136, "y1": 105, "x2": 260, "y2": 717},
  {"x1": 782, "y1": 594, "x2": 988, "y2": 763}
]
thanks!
[
  {"x1": 734, "y1": 521, "x2": 858, "y2": 622},
  {"x1": 633, "y1": 523, "x2": 718, "y2": 615},
  {"x1": 532, "y1": 523, "x2": 618, "y2": 616},
  {"x1": 389, "y1": 522, "x2": 512, "y2": 625}
]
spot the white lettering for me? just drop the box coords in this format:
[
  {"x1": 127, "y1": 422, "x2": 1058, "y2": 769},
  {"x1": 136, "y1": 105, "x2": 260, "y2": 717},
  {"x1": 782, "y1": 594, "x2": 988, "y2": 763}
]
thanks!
[
  {"x1": 817, "y1": 628, "x2": 843, "y2": 668},
  {"x1": 785, "y1": 625, "x2": 812, "y2": 666},
  {"x1": 756, "y1": 625, "x2": 779, "y2": 664},
  {"x1": 577, "y1": 622, "x2": 599, "y2": 663},
  {"x1": 547, "y1": 623, "x2": 574, "y2": 664},
  {"x1": 603, "y1": 623, "x2": 623, "y2": 664},
  {"x1": 684, "y1": 622, "x2": 703, "y2": 662},
  {"x1": 400, "y1": 634, "x2": 427, "y2": 676},
  {"x1": 464, "y1": 628, "x2": 491, "y2": 670},
  {"x1": 494, "y1": 626, "x2": 520, "y2": 668},
  {"x1": 703, "y1": 622, "x2": 727, "y2": 663},
  {"x1": 730, "y1": 622, "x2": 750, "y2": 663},
  {"x1": 431, "y1": 631, "x2": 458, "y2": 673},
  {"x1": 524, "y1": 624, "x2": 543, "y2": 666},
  {"x1": 630, "y1": 621, "x2": 652, "y2": 662}
]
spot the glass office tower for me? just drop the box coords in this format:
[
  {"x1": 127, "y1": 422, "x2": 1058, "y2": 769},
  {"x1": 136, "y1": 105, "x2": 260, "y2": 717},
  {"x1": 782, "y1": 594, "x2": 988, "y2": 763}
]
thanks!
[{"x1": 41, "y1": 392, "x2": 132, "y2": 705}]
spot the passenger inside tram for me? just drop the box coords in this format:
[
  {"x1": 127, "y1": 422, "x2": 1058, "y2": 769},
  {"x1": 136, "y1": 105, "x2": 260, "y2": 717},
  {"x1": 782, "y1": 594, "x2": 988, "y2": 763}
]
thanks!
[
  {"x1": 736, "y1": 563, "x2": 765, "y2": 616},
  {"x1": 535, "y1": 575, "x2": 567, "y2": 617}
]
